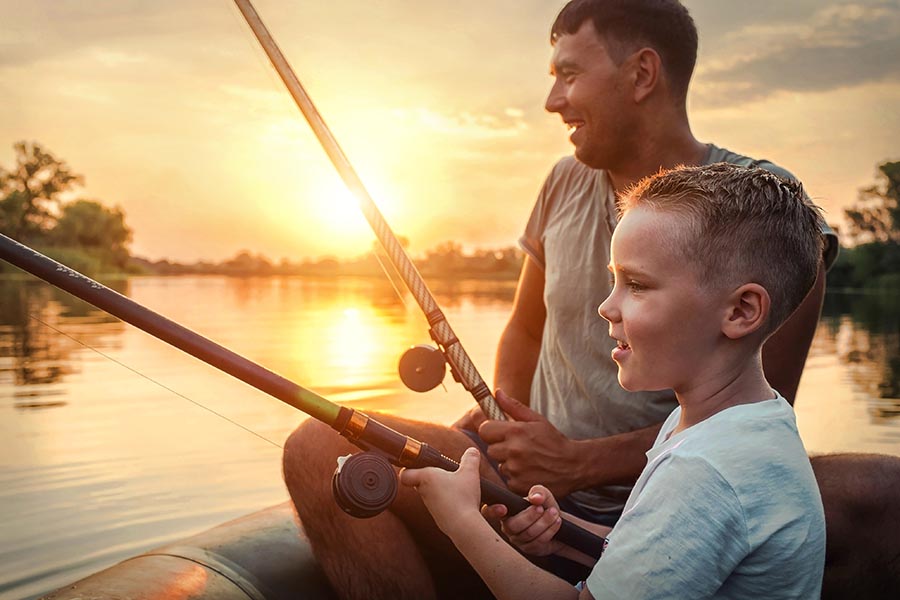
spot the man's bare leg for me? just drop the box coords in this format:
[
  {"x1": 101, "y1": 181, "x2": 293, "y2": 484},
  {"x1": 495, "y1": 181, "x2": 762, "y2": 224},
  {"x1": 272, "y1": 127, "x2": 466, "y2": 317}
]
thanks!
[
  {"x1": 283, "y1": 414, "x2": 501, "y2": 600},
  {"x1": 812, "y1": 453, "x2": 900, "y2": 600}
]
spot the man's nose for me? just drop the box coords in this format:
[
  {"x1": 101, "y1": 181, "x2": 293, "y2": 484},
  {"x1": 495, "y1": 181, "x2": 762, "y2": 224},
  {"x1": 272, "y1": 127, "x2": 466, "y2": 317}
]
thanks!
[{"x1": 544, "y1": 80, "x2": 566, "y2": 113}]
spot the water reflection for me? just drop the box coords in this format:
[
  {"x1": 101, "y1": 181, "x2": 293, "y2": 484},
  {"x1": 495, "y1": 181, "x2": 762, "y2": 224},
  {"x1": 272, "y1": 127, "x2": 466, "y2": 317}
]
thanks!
[
  {"x1": 0, "y1": 276, "x2": 897, "y2": 599},
  {"x1": 818, "y1": 291, "x2": 900, "y2": 422},
  {"x1": 0, "y1": 280, "x2": 125, "y2": 405}
]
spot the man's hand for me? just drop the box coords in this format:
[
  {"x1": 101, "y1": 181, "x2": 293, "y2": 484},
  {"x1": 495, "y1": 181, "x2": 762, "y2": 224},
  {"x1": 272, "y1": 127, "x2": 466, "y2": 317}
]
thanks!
[
  {"x1": 452, "y1": 403, "x2": 488, "y2": 432},
  {"x1": 478, "y1": 389, "x2": 580, "y2": 497}
]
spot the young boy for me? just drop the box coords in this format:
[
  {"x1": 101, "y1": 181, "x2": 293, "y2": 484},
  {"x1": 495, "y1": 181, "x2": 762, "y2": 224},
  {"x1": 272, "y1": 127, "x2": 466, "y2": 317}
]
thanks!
[{"x1": 401, "y1": 163, "x2": 827, "y2": 599}]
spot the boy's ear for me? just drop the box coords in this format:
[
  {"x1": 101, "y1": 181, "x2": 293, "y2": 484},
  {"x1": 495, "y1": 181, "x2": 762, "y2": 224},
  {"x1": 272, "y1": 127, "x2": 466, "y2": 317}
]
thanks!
[
  {"x1": 631, "y1": 48, "x2": 660, "y2": 103},
  {"x1": 721, "y1": 283, "x2": 770, "y2": 340}
]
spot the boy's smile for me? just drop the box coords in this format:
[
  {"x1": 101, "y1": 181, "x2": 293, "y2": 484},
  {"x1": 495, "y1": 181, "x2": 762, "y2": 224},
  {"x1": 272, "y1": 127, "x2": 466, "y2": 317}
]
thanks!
[{"x1": 599, "y1": 205, "x2": 727, "y2": 393}]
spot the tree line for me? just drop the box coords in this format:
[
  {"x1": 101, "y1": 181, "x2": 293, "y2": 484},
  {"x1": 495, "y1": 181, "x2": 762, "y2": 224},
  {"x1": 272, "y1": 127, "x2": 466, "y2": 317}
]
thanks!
[
  {"x1": 0, "y1": 141, "x2": 897, "y2": 288},
  {"x1": 826, "y1": 160, "x2": 900, "y2": 291},
  {"x1": 0, "y1": 141, "x2": 131, "y2": 275}
]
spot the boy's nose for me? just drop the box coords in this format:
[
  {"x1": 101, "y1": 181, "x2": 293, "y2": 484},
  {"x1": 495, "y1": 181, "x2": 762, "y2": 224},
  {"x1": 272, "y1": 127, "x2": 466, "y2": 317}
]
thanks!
[{"x1": 598, "y1": 296, "x2": 618, "y2": 323}]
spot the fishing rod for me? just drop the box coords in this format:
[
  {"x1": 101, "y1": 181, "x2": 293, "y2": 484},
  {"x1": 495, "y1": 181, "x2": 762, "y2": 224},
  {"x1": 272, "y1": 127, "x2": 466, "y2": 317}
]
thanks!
[
  {"x1": 0, "y1": 234, "x2": 604, "y2": 559},
  {"x1": 232, "y1": 0, "x2": 506, "y2": 422}
]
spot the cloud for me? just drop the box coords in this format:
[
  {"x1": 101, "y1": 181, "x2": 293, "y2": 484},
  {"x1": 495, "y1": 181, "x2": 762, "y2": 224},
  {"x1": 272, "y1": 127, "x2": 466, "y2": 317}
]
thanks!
[
  {"x1": 390, "y1": 108, "x2": 529, "y2": 138},
  {"x1": 693, "y1": 2, "x2": 900, "y2": 106}
]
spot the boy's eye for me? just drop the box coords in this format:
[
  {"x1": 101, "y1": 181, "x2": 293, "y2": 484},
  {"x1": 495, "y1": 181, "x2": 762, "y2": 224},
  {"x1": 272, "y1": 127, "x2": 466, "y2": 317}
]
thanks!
[
  {"x1": 608, "y1": 273, "x2": 616, "y2": 287},
  {"x1": 627, "y1": 280, "x2": 645, "y2": 292}
]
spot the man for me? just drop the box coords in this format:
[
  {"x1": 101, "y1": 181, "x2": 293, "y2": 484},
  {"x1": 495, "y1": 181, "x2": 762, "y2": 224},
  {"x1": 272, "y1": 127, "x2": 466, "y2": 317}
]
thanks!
[{"x1": 283, "y1": 1, "x2": 842, "y2": 598}]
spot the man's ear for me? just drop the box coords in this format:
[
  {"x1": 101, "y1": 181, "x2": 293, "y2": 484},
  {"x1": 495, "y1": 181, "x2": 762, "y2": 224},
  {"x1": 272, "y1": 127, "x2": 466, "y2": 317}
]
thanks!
[
  {"x1": 722, "y1": 283, "x2": 770, "y2": 340},
  {"x1": 631, "y1": 48, "x2": 661, "y2": 103}
]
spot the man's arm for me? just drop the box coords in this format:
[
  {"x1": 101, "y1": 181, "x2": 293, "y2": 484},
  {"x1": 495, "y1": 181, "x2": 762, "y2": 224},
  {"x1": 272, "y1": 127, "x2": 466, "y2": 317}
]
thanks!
[
  {"x1": 453, "y1": 257, "x2": 546, "y2": 430},
  {"x1": 494, "y1": 256, "x2": 547, "y2": 404},
  {"x1": 762, "y1": 261, "x2": 826, "y2": 404}
]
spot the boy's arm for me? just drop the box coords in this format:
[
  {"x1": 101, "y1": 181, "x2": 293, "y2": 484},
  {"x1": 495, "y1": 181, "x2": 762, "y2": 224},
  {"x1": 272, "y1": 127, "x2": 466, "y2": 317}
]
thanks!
[
  {"x1": 449, "y1": 511, "x2": 585, "y2": 600},
  {"x1": 761, "y1": 261, "x2": 826, "y2": 404},
  {"x1": 401, "y1": 448, "x2": 586, "y2": 600}
]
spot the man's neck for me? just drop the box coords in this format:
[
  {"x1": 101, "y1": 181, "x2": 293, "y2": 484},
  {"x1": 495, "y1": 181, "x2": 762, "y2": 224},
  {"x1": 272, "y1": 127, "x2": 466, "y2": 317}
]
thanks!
[{"x1": 607, "y1": 123, "x2": 708, "y2": 194}]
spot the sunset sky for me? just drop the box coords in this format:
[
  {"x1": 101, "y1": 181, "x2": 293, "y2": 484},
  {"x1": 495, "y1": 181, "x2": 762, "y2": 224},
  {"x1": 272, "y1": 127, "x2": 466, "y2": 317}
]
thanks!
[{"x1": 2, "y1": 0, "x2": 899, "y2": 262}]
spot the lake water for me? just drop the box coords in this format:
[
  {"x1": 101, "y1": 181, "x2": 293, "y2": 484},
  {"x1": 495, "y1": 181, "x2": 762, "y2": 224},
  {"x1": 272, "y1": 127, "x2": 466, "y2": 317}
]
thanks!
[{"x1": 0, "y1": 276, "x2": 898, "y2": 599}]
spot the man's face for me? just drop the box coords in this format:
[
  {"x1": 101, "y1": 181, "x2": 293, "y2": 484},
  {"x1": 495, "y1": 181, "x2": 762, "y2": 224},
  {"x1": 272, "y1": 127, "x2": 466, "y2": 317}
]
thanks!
[{"x1": 545, "y1": 21, "x2": 634, "y2": 169}]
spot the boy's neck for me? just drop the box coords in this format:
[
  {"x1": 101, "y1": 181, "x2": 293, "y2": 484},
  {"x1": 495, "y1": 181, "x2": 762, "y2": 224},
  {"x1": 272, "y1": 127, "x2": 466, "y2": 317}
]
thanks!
[{"x1": 673, "y1": 353, "x2": 775, "y2": 433}]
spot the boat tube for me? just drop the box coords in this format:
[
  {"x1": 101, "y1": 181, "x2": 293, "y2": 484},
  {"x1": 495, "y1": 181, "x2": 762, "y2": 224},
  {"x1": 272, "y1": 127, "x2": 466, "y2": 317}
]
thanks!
[{"x1": 40, "y1": 502, "x2": 336, "y2": 600}]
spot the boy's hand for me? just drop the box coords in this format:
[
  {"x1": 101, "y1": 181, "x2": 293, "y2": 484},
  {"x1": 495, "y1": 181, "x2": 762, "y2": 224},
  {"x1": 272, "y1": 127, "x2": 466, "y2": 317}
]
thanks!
[
  {"x1": 400, "y1": 447, "x2": 483, "y2": 535},
  {"x1": 483, "y1": 485, "x2": 564, "y2": 557},
  {"x1": 478, "y1": 389, "x2": 579, "y2": 497}
]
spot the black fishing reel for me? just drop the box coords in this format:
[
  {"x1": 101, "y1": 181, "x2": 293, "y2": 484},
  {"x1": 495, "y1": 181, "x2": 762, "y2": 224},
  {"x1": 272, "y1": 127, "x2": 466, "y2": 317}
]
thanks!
[
  {"x1": 332, "y1": 451, "x2": 398, "y2": 518},
  {"x1": 398, "y1": 344, "x2": 446, "y2": 392}
]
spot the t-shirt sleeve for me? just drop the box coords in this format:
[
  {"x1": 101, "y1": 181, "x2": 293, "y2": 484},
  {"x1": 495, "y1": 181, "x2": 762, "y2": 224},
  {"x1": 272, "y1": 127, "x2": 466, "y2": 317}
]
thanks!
[
  {"x1": 519, "y1": 159, "x2": 568, "y2": 270},
  {"x1": 585, "y1": 455, "x2": 749, "y2": 599},
  {"x1": 750, "y1": 160, "x2": 840, "y2": 270}
]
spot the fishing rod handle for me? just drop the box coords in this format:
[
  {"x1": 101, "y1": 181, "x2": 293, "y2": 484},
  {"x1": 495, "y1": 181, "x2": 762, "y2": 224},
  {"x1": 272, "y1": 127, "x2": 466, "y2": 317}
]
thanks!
[
  {"x1": 332, "y1": 407, "x2": 604, "y2": 558},
  {"x1": 415, "y1": 444, "x2": 605, "y2": 560}
]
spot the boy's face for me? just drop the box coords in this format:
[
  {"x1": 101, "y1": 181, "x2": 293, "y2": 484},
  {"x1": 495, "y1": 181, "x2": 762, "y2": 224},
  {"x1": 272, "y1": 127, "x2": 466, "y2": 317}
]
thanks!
[{"x1": 598, "y1": 205, "x2": 726, "y2": 392}]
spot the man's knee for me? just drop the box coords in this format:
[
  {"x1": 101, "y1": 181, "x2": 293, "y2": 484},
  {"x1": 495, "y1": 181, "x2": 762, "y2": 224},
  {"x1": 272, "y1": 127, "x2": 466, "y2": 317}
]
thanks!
[
  {"x1": 812, "y1": 453, "x2": 900, "y2": 599},
  {"x1": 283, "y1": 418, "x2": 344, "y2": 487},
  {"x1": 813, "y1": 453, "x2": 900, "y2": 522}
]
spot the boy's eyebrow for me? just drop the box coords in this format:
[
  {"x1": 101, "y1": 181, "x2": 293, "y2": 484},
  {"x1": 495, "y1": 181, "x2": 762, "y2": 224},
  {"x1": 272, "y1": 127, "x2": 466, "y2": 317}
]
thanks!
[{"x1": 608, "y1": 263, "x2": 649, "y2": 278}]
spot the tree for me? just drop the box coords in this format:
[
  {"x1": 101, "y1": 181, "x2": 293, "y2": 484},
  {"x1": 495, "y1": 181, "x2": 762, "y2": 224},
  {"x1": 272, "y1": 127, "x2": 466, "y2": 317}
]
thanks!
[
  {"x1": 0, "y1": 141, "x2": 84, "y2": 241},
  {"x1": 51, "y1": 200, "x2": 133, "y2": 268},
  {"x1": 844, "y1": 161, "x2": 900, "y2": 245}
]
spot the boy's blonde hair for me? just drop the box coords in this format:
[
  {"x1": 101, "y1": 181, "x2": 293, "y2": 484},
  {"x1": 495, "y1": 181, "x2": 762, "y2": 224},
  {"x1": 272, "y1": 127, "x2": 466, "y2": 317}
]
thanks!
[{"x1": 620, "y1": 163, "x2": 824, "y2": 336}]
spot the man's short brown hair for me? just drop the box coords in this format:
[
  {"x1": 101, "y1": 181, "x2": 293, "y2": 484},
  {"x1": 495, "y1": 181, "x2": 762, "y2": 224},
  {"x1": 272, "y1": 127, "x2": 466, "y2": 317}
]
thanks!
[{"x1": 551, "y1": 0, "x2": 698, "y2": 101}]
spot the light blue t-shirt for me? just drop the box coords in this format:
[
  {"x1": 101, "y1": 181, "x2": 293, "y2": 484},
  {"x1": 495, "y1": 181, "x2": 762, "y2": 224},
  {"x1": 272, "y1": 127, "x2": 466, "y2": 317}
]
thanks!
[{"x1": 585, "y1": 395, "x2": 825, "y2": 599}]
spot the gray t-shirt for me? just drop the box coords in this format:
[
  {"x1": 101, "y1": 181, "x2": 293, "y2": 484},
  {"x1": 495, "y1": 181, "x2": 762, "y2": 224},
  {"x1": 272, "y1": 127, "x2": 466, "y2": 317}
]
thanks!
[
  {"x1": 585, "y1": 396, "x2": 826, "y2": 599},
  {"x1": 519, "y1": 145, "x2": 838, "y2": 516}
]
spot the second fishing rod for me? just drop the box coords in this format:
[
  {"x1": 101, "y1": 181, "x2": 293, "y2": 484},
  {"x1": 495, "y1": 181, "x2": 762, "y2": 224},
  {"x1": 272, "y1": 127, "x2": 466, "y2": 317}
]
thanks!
[{"x1": 232, "y1": 0, "x2": 506, "y2": 422}]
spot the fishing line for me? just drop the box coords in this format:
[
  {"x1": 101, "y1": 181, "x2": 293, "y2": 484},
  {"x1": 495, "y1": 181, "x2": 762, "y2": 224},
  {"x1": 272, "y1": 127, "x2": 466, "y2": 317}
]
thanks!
[
  {"x1": 25, "y1": 312, "x2": 283, "y2": 450},
  {"x1": 0, "y1": 236, "x2": 605, "y2": 557},
  {"x1": 371, "y1": 249, "x2": 411, "y2": 311}
]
